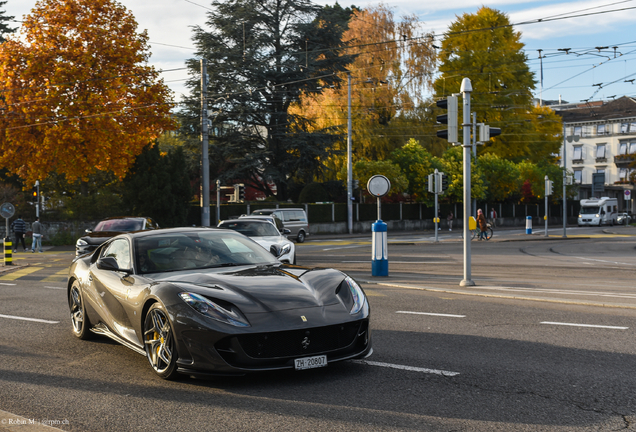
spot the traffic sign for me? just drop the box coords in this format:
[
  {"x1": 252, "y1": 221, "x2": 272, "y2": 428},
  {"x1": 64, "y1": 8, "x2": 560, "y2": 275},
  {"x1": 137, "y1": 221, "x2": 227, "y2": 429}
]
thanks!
[{"x1": 625, "y1": 189, "x2": 632, "y2": 200}]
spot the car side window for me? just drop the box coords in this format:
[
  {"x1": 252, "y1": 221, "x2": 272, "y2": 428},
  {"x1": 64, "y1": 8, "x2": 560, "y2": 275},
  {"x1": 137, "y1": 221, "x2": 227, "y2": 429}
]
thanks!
[{"x1": 101, "y1": 238, "x2": 132, "y2": 270}]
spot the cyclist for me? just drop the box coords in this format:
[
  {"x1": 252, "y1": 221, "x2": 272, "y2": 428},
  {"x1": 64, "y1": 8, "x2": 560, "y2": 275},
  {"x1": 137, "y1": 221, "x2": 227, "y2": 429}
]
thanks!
[{"x1": 476, "y1": 209, "x2": 488, "y2": 240}]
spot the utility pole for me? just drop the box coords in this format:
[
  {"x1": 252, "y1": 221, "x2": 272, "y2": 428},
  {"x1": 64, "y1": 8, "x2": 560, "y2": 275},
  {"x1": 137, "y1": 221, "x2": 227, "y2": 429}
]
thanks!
[
  {"x1": 460, "y1": 78, "x2": 474, "y2": 287},
  {"x1": 347, "y1": 72, "x2": 353, "y2": 234},
  {"x1": 200, "y1": 59, "x2": 210, "y2": 227},
  {"x1": 472, "y1": 112, "x2": 477, "y2": 218},
  {"x1": 562, "y1": 124, "x2": 567, "y2": 238}
]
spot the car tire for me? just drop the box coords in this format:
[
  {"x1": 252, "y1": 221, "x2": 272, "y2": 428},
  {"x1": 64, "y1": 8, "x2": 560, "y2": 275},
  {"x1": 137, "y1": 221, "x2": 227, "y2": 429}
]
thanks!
[
  {"x1": 297, "y1": 231, "x2": 305, "y2": 243},
  {"x1": 69, "y1": 280, "x2": 93, "y2": 340},
  {"x1": 143, "y1": 303, "x2": 179, "y2": 380}
]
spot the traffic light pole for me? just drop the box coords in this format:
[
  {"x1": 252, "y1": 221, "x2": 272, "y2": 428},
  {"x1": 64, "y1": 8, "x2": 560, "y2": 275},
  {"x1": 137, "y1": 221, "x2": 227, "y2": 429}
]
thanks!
[
  {"x1": 545, "y1": 175, "x2": 549, "y2": 237},
  {"x1": 434, "y1": 169, "x2": 439, "y2": 243},
  {"x1": 460, "y1": 78, "x2": 474, "y2": 287}
]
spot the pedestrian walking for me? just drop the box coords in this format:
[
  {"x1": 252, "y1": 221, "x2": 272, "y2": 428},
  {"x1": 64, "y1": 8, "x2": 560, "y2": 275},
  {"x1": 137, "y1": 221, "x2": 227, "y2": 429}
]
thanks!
[
  {"x1": 10, "y1": 215, "x2": 28, "y2": 252},
  {"x1": 477, "y1": 209, "x2": 488, "y2": 240},
  {"x1": 447, "y1": 211, "x2": 454, "y2": 231},
  {"x1": 490, "y1": 208, "x2": 498, "y2": 226},
  {"x1": 31, "y1": 217, "x2": 43, "y2": 253}
]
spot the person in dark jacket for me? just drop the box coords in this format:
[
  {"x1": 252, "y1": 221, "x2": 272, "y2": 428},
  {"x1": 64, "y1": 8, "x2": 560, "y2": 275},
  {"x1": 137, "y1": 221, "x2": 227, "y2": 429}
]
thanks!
[
  {"x1": 476, "y1": 209, "x2": 488, "y2": 241},
  {"x1": 31, "y1": 217, "x2": 43, "y2": 253},
  {"x1": 10, "y1": 215, "x2": 27, "y2": 252}
]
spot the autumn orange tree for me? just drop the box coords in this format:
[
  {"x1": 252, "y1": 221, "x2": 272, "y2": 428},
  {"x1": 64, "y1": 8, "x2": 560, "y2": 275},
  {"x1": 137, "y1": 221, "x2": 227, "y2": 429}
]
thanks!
[
  {"x1": 0, "y1": 0, "x2": 175, "y2": 187},
  {"x1": 291, "y1": 4, "x2": 437, "y2": 180}
]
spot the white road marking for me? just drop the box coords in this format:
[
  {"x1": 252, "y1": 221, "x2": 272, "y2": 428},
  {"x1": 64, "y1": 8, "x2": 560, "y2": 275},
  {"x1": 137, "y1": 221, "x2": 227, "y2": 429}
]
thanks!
[
  {"x1": 397, "y1": 311, "x2": 466, "y2": 318},
  {"x1": 0, "y1": 314, "x2": 59, "y2": 324},
  {"x1": 44, "y1": 286, "x2": 65, "y2": 290},
  {"x1": 541, "y1": 321, "x2": 628, "y2": 330},
  {"x1": 0, "y1": 282, "x2": 16, "y2": 286},
  {"x1": 342, "y1": 261, "x2": 448, "y2": 264},
  {"x1": 354, "y1": 360, "x2": 460, "y2": 376}
]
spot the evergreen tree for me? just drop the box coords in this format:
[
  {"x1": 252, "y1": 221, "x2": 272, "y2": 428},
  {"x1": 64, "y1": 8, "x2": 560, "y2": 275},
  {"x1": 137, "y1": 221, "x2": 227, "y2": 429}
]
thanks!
[
  {"x1": 433, "y1": 7, "x2": 562, "y2": 164},
  {"x1": 0, "y1": 1, "x2": 15, "y2": 43},
  {"x1": 181, "y1": 0, "x2": 354, "y2": 201},
  {"x1": 122, "y1": 145, "x2": 192, "y2": 227}
]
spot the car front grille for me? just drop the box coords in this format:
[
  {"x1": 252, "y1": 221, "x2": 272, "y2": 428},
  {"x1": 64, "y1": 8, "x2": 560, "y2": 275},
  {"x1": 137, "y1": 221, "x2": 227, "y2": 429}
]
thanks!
[{"x1": 216, "y1": 320, "x2": 366, "y2": 361}]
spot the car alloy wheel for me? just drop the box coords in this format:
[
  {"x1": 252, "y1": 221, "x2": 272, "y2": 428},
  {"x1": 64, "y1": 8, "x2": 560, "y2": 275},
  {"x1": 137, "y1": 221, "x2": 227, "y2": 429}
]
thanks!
[
  {"x1": 297, "y1": 231, "x2": 305, "y2": 243},
  {"x1": 143, "y1": 303, "x2": 178, "y2": 379},
  {"x1": 69, "y1": 281, "x2": 92, "y2": 340}
]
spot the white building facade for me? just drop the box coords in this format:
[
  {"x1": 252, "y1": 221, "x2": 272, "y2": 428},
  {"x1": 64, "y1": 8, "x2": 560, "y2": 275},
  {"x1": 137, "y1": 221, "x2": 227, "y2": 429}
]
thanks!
[{"x1": 555, "y1": 97, "x2": 636, "y2": 213}]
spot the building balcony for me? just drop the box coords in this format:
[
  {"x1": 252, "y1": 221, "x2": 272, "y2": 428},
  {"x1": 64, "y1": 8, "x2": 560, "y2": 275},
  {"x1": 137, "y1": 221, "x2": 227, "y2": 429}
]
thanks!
[
  {"x1": 614, "y1": 154, "x2": 636, "y2": 167},
  {"x1": 572, "y1": 159, "x2": 584, "y2": 165}
]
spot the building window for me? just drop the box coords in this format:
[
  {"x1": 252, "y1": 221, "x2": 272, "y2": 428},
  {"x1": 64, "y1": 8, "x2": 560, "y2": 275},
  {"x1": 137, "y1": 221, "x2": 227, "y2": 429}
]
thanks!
[
  {"x1": 631, "y1": 142, "x2": 636, "y2": 154},
  {"x1": 597, "y1": 124, "x2": 606, "y2": 135},
  {"x1": 621, "y1": 123, "x2": 629, "y2": 133},
  {"x1": 620, "y1": 168, "x2": 628, "y2": 180},
  {"x1": 596, "y1": 144, "x2": 606, "y2": 159},
  {"x1": 572, "y1": 146, "x2": 583, "y2": 160},
  {"x1": 632, "y1": 122, "x2": 636, "y2": 132},
  {"x1": 596, "y1": 168, "x2": 605, "y2": 174},
  {"x1": 574, "y1": 126, "x2": 582, "y2": 136},
  {"x1": 620, "y1": 142, "x2": 627, "y2": 155},
  {"x1": 574, "y1": 170, "x2": 583, "y2": 184}
]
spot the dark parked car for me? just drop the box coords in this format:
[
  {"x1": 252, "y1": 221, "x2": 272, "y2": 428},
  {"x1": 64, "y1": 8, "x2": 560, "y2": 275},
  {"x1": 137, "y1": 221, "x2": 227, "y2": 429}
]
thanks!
[
  {"x1": 67, "y1": 227, "x2": 371, "y2": 379},
  {"x1": 75, "y1": 217, "x2": 159, "y2": 256}
]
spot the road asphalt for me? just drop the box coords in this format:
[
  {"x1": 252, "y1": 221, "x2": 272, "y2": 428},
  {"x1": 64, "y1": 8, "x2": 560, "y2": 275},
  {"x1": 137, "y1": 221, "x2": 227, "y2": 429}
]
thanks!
[{"x1": 1, "y1": 224, "x2": 635, "y2": 430}]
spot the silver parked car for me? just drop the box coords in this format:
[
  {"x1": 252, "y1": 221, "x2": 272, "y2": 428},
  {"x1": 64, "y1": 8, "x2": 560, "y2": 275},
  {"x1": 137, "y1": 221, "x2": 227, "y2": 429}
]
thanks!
[{"x1": 617, "y1": 212, "x2": 632, "y2": 225}]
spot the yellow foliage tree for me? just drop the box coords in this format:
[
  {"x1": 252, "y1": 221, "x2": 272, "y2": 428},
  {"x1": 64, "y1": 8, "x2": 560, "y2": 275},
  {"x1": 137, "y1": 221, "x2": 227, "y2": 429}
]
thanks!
[
  {"x1": 291, "y1": 4, "x2": 437, "y2": 179},
  {"x1": 0, "y1": 0, "x2": 175, "y2": 186}
]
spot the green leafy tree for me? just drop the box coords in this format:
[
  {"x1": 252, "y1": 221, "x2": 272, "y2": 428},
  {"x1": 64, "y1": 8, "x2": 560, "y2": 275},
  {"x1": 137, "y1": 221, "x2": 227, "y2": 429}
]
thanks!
[
  {"x1": 122, "y1": 144, "x2": 192, "y2": 227},
  {"x1": 298, "y1": 182, "x2": 330, "y2": 204},
  {"x1": 182, "y1": 0, "x2": 353, "y2": 201},
  {"x1": 437, "y1": 146, "x2": 486, "y2": 203},
  {"x1": 477, "y1": 153, "x2": 521, "y2": 202},
  {"x1": 390, "y1": 138, "x2": 438, "y2": 202},
  {"x1": 433, "y1": 7, "x2": 562, "y2": 164}
]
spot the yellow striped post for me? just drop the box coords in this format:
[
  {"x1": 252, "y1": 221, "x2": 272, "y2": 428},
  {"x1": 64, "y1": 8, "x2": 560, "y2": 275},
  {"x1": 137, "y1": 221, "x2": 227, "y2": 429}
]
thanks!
[{"x1": 3, "y1": 237, "x2": 12, "y2": 266}]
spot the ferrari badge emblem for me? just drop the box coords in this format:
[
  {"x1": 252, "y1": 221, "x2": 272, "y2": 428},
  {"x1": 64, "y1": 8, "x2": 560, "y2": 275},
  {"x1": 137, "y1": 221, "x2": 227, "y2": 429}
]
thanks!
[{"x1": 301, "y1": 315, "x2": 307, "y2": 322}]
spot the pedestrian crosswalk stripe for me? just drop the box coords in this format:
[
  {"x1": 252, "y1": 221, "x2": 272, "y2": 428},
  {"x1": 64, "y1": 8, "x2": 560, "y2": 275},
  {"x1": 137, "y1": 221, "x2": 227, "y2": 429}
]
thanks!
[
  {"x1": 42, "y1": 269, "x2": 68, "y2": 283},
  {"x1": 0, "y1": 267, "x2": 44, "y2": 281}
]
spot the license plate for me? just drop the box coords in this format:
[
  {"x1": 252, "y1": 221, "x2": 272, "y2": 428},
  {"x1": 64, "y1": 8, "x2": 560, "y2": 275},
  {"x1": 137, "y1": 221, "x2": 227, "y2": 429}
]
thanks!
[{"x1": 294, "y1": 355, "x2": 327, "y2": 370}]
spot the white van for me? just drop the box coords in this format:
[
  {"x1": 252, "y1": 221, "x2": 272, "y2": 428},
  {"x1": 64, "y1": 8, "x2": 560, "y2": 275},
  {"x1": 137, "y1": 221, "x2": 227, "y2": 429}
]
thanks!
[
  {"x1": 578, "y1": 197, "x2": 618, "y2": 226},
  {"x1": 251, "y1": 208, "x2": 309, "y2": 243}
]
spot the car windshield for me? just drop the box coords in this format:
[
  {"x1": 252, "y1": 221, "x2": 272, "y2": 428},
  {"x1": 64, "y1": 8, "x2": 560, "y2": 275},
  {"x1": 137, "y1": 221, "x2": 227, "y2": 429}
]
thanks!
[
  {"x1": 134, "y1": 230, "x2": 278, "y2": 274},
  {"x1": 94, "y1": 219, "x2": 143, "y2": 232},
  {"x1": 219, "y1": 221, "x2": 280, "y2": 237},
  {"x1": 580, "y1": 207, "x2": 600, "y2": 215}
]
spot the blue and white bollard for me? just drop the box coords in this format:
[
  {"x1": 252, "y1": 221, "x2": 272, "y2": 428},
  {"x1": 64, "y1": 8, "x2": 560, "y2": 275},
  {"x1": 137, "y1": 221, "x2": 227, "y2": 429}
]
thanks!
[
  {"x1": 526, "y1": 216, "x2": 532, "y2": 234},
  {"x1": 371, "y1": 220, "x2": 388, "y2": 276}
]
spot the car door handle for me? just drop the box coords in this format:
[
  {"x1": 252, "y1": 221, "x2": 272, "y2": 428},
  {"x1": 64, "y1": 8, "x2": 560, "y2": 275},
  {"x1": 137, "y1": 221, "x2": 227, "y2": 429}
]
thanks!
[{"x1": 88, "y1": 274, "x2": 93, "y2": 282}]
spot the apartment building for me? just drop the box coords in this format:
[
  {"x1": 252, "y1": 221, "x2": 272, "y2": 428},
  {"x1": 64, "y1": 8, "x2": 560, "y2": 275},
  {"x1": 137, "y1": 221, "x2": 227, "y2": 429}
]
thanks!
[{"x1": 553, "y1": 96, "x2": 636, "y2": 212}]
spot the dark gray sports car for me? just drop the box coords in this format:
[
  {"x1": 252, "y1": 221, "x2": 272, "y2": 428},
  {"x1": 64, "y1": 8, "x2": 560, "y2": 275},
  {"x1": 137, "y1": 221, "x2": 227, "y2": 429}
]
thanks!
[{"x1": 67, "y1": 227, "x2": 372, "y2": 379}]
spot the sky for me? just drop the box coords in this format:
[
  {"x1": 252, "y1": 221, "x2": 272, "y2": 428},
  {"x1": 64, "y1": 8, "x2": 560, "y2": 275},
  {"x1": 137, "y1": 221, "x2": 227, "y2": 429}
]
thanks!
[{"x1": 6, "y1": 0, "x2": 636, "y2": 107}]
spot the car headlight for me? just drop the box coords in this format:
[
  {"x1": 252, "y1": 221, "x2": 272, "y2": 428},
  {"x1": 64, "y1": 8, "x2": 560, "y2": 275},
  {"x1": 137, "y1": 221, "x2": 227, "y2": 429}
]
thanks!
[
  {"x1": 578, "y1": 215, "x2": 582, "y2": 218},
  {"x1": 280, "y1": 243, "x2": 291, "y2": 255},
  {"x1": 179, "y1": 292, "x2": 250, "y2": 327},
  {"x1": 76, "y1": 239, "x2": 88, "y2": 246},
  {"x1": 595, "y1": 214, "x2": 600, "y2": 218},
  {"x1": 344, "y1": 276, "x2": 366, "y2": 315}
]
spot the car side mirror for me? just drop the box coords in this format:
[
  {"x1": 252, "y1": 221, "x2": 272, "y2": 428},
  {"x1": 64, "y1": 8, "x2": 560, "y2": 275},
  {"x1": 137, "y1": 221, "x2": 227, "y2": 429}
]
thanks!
[
  {"x1": 283, "y1": 228, "x2": 291, "y2": 235},
  {"x1": 85, "y1": 228, "x2": 92, "y2": 233},
  {"x1": 96, "y1": 256, "x2": 120, "y2": 271},
  {"x1": 269, "y1": 244, "x2": 283, "y2": 258}
]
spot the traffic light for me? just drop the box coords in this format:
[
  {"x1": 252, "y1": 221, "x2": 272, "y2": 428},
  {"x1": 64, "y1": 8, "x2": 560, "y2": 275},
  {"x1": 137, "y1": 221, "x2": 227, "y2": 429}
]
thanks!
[
  {"x1": 31, "y1": 186, "x2": 38, "y2": 200},
  {"x1": 436, "y1": 96, "x2": 458, "y2": 143},
  {"x1": 441, "y1": 173, "x2": 449, "y2": 193},
  {"x1": 237, "y1": 184, "x2": 245, "y2": 202},
  {"x1": 427, "y1": 173, "x2": 434, "y2": 193},
  {"x1": 478, "y1": 124, "x2": 502, "y2": 142},
  {"x1": 545, "y1": 179, "x2": 553, "y2": 196}
]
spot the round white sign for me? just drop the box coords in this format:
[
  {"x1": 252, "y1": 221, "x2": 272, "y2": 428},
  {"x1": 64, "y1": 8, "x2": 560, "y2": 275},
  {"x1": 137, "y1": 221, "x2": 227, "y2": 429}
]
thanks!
[
  {"x1": 625, "y1": 190, "x2": 631, "y2": 199},
  {"x1": 0, "y1": 202, "x2": 15, "y2": 219},
  {"x1": 367, "y1": 175, "x2": 391, "y2": 198}
]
